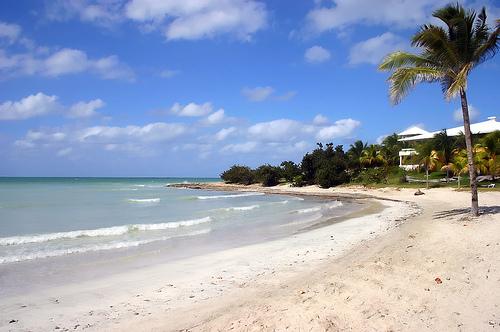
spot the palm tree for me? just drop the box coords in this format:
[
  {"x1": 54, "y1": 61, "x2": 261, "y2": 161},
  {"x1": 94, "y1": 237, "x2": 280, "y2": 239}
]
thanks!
[
  {"x1": 442, "y1": 149, "x2": 469, "y2": 188},
  {"x1": 348, "y1": 140, "x2": 368, "y2": 160},
  {"x1": 416, "y1": 142, "x2": 441, "y2": 189},
  {"x1": 379, "y1": 4, "x2": 499, "y2": 216},
  {"x1": 433, "y1": 130, "x2": 454, "y2": 181},
  {"x1": 360, "y1": 145, "x2": 386, "y2": 168},
  {"x1": 480, "y1": 130, "x2": 500, "y2": 180}
]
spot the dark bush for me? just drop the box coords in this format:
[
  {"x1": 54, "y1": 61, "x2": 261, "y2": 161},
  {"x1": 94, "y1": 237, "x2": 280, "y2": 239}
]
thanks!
[
  {"x1": 220, "y1": 165, "x2": 255, "y2": 185},
  {"x1": 315, "y1": 160, "x2": 349, "y2": 188},
  {"x1": 292, "y1": 174, "x2": 305, "y2": 187},
  {"x1": 255, "y1": 164, "x2": 281, "y2": 187},
  {"x1": 280, "y1": 161, "x2": 301, "y2": 182},
  {"x1": 353, "y1": 168, "x2": 388, "y2": 185}
]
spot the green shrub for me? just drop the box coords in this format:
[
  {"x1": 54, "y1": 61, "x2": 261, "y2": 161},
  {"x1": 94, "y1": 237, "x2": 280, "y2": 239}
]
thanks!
[
  {"x1": 255, "y1": 164, "x2": 281, "y2": 187},
  {"x1": 291, "y1": 174, "x2": 305, "y2": 187},
  {"x1": 280, "y1": 161, "x2": 301, "y2": 182},
  {"x1": 353, "y1": 168, "x2": 388, "y2": 185},
  {"x1": 315, "y1": 160, "x2": 349, "y2": 188},
  {"x1": 220, "y1": 165, "x2": 255, "y2": 185}
]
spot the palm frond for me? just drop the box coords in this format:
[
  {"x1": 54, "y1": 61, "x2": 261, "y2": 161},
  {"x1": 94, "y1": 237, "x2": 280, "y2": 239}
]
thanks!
[
  {"x1": 411, "y1": 25, "x2": 459, "y2": 66},
  {"x1": 379, "y1": 51, "x2": 437, "y2": 71},
  {"x1": 446, "y1": 62, "x2": 472, "y2": 98},
  {"x1": 387, "y1": 67, "x2": 444, "y2": 104}
]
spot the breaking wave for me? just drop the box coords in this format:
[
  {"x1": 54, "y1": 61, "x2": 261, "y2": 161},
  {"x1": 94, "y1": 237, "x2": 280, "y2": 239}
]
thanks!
[
  {"x1": 197, "y1": 192, "x2": 265, "y2": 200},
  {"x1": 0, "y1": 217, "x2": 213, "y2": 246},
  {"x1": 0, "y1": 229, "x2": 211, "y2": 264}
]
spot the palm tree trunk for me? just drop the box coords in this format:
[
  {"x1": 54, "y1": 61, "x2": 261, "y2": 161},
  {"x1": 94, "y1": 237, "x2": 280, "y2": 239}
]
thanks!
[
  {"x1": 460, "y1": 89, "x2": 479, "y2": 216},
  {"x1": 458, "y1": 175, "x2": 460, "y2": 189},
  {"x1": 426, "y1": 167, "x2": 429, "y2": 189}
]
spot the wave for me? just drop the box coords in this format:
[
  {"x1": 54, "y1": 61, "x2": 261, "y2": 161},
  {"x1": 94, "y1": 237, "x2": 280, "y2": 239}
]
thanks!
[
  {"x1": 223, "y1": 205, "x2": 260, "y2": 211},
  {"x1": 128, "y1": 198, "x2": 160, "y2": 203},
  {"x1": 0, "y1": 217, "x2": 213, "y2": 246},
  {"x1": 0, "y1": 229, "x2": 211, "y2": 264},
  {"x1": 197, "y1": 192, "x2": 265, "y2": 200},
  {"x1": 293, "y1": 201, "x2": 343, "y2": 214},
  {"x1": 295, "y1": 206, "x2": 322, "y2": 214}
]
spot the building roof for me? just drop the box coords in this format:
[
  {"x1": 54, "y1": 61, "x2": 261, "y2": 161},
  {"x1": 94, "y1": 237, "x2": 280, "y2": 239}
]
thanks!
[
  {"x1": 397, "y1": 126, "x2": 431, "y2": 137},
  {"x1": 399, "y1": 116, "x2": 500, "y2": 142}
]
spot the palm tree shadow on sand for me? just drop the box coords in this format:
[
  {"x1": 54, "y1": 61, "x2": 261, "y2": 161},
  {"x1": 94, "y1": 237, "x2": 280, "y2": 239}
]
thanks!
[{"x1": 434, "y1": 206, "x2": 500, "y2": 219}]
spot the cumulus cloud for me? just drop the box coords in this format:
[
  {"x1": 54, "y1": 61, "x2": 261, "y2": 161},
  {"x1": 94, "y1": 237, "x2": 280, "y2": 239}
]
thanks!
[
  {"x1": 68, "y1": 99, "x2": 105, "y2": 118},
  {"x1": 453, "y1": 105, "x2": 480, "y2": 122},
  {"x1": 242, "y1": 86, "x2": 274, "y2": 102},
  {"x1": 45, "y1": 0, "x2": 124, "y2": 26},
  {"x1": 57, "y1": 147, "x2": 73, "y2": 157},
  {"x1": 248, "y1": 119, "x2": 315, "y2": 142},
  {"x1": 221, "y1": 141, "x2": 257, "y2": 153},
  {"x1": 316, "y1": 118, "x2": 361, "y2": 141},
  {"x1": 0, "y1": 47, "x2": 134, "y2": 81},
  {"x1": 349, "y1": 32, "x2": 406, "y2": 65},
  {"x1": 242, "y1": 86, "x2": 296, "y2": 102},
  {"x1": 0, "y1": 21, "x2": 21, "y2": 42},
  {"x1": 77, "y1": 122, "x2": 186, "y2": 143},
  {"x1": 215, "y1": 127, "x2": 237, "y2": 141},
  {"x1": 14, "y1": 130, "x2": 67, "y2": 148},
  {"x1": 204, "y1": 109, "x2": 226, "y2": 125},
  {"x1": 306, "y1": 0, "x2": 448, "y2": 33},
  {"x1": 124, "y1": 0, "x2": 268, "y2": 41},
  {"x1": 304, "y1": 45, "x2": 331, "y2": 63},
  {"x1": 159, "y1": 69, "x2": 179, "y2": 78},
  {"x1": 313, "y1": 114, "x2": 329, "y2": 125},
  {"x1": 171, "y1": 102, "x2": 213, "y2": 117},
  {"x1": 0, "y1": 92, "x2": 106, "y2": 120},
  {"x1": 0, "y1": 93, "x2": 61, "y2": 120}
]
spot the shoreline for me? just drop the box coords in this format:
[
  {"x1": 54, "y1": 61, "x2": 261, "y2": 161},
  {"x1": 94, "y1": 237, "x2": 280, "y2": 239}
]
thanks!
[{"x1": 0, "y1": 184, "x2": 417, "y2": 331}]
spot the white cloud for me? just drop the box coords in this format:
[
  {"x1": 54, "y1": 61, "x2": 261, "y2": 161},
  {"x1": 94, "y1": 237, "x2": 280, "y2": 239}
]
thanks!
[
  {"x1": 248, "y1": 119, "x2": 314, "y2": 142},
  {"x1": 275, "y1": 91, "x2": 297, "y2": 101},
  {"x1": 221, "y1": 141, "x2": 257, "y2": 153},
  {"x1": 159, "y1": 69, "x2": 179, "y2": 78},
  {"x1": 453, "y1": 105, "x2": 480, "y2": 122},
  {"x1": 204, "y1": 109, "x2": 225, "y2": 125},
  {"x1": 125, "y1": 0, "x2": 268, "y2": 41},
  {"x1": 316, "y1": 118, "x2": 361, "y2": 141},
  {"x1": 0, "y1": 21, "x2": 21, "y2": 42},
  {"x1": 68, "y1": 99, "x2": 105, "y2": 118},
  {"x1": 349, "y1": 32, "x2": 406, "y2": 65},
  {"x1": 171, "y1": 102, "x2": 213, "y2": 117},
  {"x1": 242, "y1": 86, "x2": 274, "y2": 102},
  {"x1": 45, "y1": 0, "x2": 124, "y2": 26},
  {"x1": 376, "y1": 134, "x2": 389, "y2": 144},
  {"x1": 304, "y1": 45, "x2": 331, "y2": 63},
  {"x1": 313, "y1": 114, "x2": 329, "y2": 125},
  {"x1": 78, "y1": 122, "x2": 186, "y2": 143},
  {"x1": 306, "y1": 0, "x2": 448, "y2": 33},
  {"x1": 14, "y1": 130, "x2": 66, "y2": 148},
  {"x1": 215, "y1": 127, "x2": 236, "y2": 141},
  {"x1": 0, "y1": 47, "x2": 134, "y2": 81},
  {"x1": 57, "y1": 147, "x2": 73, "y2": 157},
  {"x1": 242, "y1": 86, "x2": 296, "y2": 102},
  {"x1": 0, "y1": 93, "x2": 61, "y2": 120}
]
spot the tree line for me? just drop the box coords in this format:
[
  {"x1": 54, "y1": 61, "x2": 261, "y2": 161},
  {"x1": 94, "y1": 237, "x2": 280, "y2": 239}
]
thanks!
[{"x1": 220, "y1": 130, "x2": 499, "y2": 188}]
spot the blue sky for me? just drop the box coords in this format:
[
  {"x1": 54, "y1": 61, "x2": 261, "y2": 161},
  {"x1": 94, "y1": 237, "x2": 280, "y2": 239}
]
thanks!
[{"x1": 0, "y1": 0, "x2": 499, "y2": 177}]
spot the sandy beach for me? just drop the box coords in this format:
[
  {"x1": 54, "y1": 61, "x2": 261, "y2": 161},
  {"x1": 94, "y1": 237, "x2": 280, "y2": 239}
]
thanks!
[{"x1": 1, "y1": 184, "x2": 499, "y2": 331}]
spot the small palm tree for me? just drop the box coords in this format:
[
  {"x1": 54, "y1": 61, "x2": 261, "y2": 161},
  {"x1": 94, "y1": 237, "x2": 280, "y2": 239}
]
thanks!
[
  {"x1": 416, "y1": 142, "x2": 441, "y2": 189},
  {"x1": 442, "y1": 149, "x2": 469, "y2": 188},
  {"x1": 348, "y1": 140, "x2": 368, "y2": 160},
  {"x1": 379, "y1": 4, "x2": 499, "y2": 216},
  {"x1": 433, "y1": 130, "x2": 454, "y2": 181},
  {"x1": 360, "y1": 145, "x2": 386, "y2": 167}
]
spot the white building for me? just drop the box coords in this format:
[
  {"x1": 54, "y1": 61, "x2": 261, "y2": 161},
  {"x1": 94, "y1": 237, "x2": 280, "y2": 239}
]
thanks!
[{"x1": 397, "y1": 116, "x2": 499, "y2": 170}]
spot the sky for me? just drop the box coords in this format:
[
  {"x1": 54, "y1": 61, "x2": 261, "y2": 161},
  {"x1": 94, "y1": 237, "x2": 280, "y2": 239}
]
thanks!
[{"x1": 0, "y1": 0, "x2": 499, "y2": 177}]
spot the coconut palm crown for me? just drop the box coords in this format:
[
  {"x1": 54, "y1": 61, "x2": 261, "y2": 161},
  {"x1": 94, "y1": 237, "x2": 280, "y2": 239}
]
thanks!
[{"x1": 379, "y1": 3, "x2": 499, "y2": 216}]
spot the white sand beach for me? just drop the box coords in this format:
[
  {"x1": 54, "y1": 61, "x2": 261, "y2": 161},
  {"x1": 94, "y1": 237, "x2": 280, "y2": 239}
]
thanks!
[{"x1": 1, "y1": 185, "x2": 499, "y2": 331}]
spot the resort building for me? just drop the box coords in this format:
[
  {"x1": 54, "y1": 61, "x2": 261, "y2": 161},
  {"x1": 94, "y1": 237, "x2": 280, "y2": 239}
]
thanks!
[{"x1": 397, "y1": 116, "x2": 499, "y2": 170}]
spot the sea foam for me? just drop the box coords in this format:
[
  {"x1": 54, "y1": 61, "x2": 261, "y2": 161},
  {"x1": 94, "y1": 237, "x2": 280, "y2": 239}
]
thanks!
[
  {"x1": 223, "y1": 205, "x2": 260, "y2": 211},
  {"x1": 0, "y1": 217, "x2": 213, "y2": 246},
  {"x1": 0, "y1": 229, "x2": 211, "y2": 264},
  {"x1": 128, "y1": 198, "x2": 160, "y2": 203},
  {"x1": 197, "y1": 192, "x2": 265, "y2": 200}
]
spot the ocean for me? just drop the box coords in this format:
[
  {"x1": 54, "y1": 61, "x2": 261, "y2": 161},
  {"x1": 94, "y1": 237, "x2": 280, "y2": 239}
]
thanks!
[{"x1": 0, "y1": 177, "x2": 363, "y2": 297}]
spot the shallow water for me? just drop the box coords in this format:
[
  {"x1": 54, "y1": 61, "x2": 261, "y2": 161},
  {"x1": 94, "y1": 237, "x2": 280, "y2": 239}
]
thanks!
[{"x1": 0, "y1": 177, "x2": 362, "y2": 296}]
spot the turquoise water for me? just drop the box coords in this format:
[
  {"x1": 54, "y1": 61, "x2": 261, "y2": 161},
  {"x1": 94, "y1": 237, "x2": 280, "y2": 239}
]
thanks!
[{"x1": 0, "y1": 178, "x2": 355, "y2": 265}]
